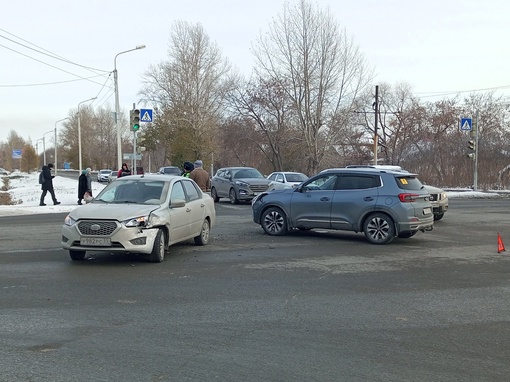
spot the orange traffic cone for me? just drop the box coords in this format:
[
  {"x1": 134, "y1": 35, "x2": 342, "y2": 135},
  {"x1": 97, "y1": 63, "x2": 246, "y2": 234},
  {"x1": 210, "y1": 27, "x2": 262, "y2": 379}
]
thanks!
[{"x1": 498, "y1": 233, "x2": 506, "y2": 253}]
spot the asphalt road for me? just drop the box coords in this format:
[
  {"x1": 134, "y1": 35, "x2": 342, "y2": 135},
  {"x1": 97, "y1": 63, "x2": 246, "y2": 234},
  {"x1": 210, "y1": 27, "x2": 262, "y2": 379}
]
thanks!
[{"x1": 0, "y1": 199, "x2": 509, "y2": 381}]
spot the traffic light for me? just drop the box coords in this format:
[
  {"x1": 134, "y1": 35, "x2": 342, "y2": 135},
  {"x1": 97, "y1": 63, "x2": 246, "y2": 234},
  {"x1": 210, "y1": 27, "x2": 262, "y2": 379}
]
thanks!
[
  {"x1": 130, "y1": 109, "x2": 140, "y2": 131},
  {"x1": 467, "y1": 139, "x2": 476, "y2": 160}
]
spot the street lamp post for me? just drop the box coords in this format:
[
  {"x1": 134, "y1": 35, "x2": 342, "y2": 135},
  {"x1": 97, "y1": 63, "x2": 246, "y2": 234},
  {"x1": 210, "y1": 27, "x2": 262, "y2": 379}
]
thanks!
[
  {"x1": 42, "y1": 130, "x2": 54, "y2": 166},
  {"x1": 77, "y1": 97, "x2": 97, "y2": 171},
  {"x1": 35, "y1": 138, "x2": 43, "y2": 168},
  {"x1": 54, "y1": 117, "x2": 69, "y2": 176},
  {"x1": 114, "y1": 44, "x2": 146, "y2": 170}
]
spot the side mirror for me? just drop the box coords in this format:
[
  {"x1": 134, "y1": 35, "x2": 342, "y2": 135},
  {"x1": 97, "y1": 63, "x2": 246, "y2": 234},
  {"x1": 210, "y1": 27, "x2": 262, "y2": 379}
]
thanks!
[{"x1": 170, "y1": 198, "x2": 186, "y2": 208}]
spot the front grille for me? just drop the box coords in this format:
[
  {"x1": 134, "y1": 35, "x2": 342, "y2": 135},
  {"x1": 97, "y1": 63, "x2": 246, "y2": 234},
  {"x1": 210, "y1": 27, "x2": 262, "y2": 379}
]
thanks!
[
  {"x1": 250, "y1": 185, "x2": 269, "y2": 193},
  {"x1": 77, "y1": 220, "x2": 118, "y2": 236}
]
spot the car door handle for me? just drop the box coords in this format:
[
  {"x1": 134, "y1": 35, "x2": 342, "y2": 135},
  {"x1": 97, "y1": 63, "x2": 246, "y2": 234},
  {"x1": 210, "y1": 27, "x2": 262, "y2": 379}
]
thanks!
[
  {"x1": 186, "y1": 208, "x2": 191, "y2": 212},
  {"x1": 320, "y1": 197, "x2": 330, "y2": 202},
  {"x1": 363, "y1": 197, "x2": 374, "y2": 201}
]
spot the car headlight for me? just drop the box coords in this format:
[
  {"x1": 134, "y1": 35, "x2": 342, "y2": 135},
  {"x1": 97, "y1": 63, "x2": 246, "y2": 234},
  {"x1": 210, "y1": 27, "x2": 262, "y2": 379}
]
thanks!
[
  {"x1": 235, "y1": 180, "x2": 249, "y2": 187},
  {"x1": 64, "y1": 215, "x2": 76, "y2": 226},
  {"x1": 123, "y1": 216, "x2": 149, "y2": 227},
  {"x1": 440, "y1": 192, "x2": 447, "y2": 200}
]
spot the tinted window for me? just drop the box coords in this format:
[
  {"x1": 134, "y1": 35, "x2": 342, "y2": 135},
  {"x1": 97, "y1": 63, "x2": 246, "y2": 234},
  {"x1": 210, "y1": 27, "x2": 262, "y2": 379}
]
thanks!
[
  {"x1": 268, "y1": 173, "x2": 277, "y2": 181},
  {"x1": 394, "y1": 175, "x2": 424, "y2": 191},
  {"x1": 336, "y1": 175, "x2": 380, "y2": 190},
  {"x1": 183, "y1": 180, "x2": 200, "y2": 201}
]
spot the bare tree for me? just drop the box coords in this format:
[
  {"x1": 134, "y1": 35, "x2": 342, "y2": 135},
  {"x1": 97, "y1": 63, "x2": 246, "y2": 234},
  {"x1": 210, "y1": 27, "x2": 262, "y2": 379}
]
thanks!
[
  {"x1": 252, "y1": 0, "x2": 373, "y2": 174},
  {"x1": 139, "y1": 21, "x2": 233, "y2": 168}
]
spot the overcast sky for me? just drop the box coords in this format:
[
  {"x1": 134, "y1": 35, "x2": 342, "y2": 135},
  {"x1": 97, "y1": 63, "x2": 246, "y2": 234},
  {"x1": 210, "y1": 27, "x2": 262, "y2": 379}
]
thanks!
[{"x1": 1, "y1": 0, "x2": 509, "y2": 146}]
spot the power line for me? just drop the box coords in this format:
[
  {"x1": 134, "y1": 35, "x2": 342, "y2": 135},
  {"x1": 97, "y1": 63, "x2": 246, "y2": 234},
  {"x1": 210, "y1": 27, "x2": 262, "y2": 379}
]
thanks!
[
  {"x1": 0, "y1": 43, "x2": 110, "y2": 87},
  {"x1": 0, "y1": 28, "x2": 109, "y2": 74}
]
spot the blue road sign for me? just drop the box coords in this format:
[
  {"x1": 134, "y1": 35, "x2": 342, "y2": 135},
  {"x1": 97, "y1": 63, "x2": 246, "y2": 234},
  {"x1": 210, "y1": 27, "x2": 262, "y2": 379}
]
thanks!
[
  {"x1": 460, "y1": 118, "x2": 472, "y2": 131},
  {"x1": 140, "y1": 109, "x2": 153, "y2": 123},
  {"x1": 12, "y1": 149, "x2": 22, "y2": 159}
]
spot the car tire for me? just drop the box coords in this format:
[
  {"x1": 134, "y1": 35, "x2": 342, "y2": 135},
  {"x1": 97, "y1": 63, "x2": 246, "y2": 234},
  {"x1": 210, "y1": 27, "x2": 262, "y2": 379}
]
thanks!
[
  {"x1": 149, "y1": 229, "x2": 165, "y2": 263},
  {"x1": 229, "y1": 188, "x2": 239, "y2": 204},
  {"x1": 363, "y1": 212, "x2": 395, "y2": 244},
  {"x1": 194, "y1": 218, "x2": 210, "y2": 246},
  {"x1": 69, "y1": 250, "x2": 86, "y2": 261},
  {"x1": 434, "y1": 213, "x2": 444, "y2": 221},
  {"x1": 211, "y1": 187, "x2": 220, "y2": 202},
  {"x1": 261, "y1": 207, "x2": 288, "y2": 236}
]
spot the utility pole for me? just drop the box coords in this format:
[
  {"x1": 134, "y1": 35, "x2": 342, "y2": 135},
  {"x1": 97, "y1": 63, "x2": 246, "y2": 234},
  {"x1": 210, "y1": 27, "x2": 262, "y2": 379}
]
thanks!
[
  {"x1": 473, "y1": 111, "x2": 479, "y2": 191},
  {"x1": 373, "y1": 85, "x2": 379, "y2": 165}
]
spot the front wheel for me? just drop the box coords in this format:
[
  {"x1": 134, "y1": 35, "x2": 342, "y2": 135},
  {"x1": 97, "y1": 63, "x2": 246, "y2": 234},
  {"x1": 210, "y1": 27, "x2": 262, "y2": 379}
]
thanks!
[
  {"x1": 261, "y1": 207, "x2": 288, "y2": 236},
  {"x1": 363, "y1": 213, "x2": 395, "y2": 244},
  {"x1": 69, "y1": 250, "x2": 86, "y2": 261},
  {"x1": 229, "y1": 188, "x2": 239, "y2": 204},
  {"x1": 211, "y1": 187, "x2": 220, "y2": 202},
  {"x1": 194, "y1": 219, "x2": 210, "y2": 245},
  {"x1": 149, "y1": 229, "x2": 165, "y2": 263}
]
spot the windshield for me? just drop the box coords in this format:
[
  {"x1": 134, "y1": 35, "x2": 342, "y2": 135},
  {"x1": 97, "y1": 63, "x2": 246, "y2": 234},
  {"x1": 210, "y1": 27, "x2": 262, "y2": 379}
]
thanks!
[
  {"x1": 286, "y1": 173, "x2": 308, "y2": 182},
  {"x1": 95, "y1": 179, "x2": 168, "y2": 204},
  {"x1": 232, "y1": 168, "x2": 264, "y2": 179}
]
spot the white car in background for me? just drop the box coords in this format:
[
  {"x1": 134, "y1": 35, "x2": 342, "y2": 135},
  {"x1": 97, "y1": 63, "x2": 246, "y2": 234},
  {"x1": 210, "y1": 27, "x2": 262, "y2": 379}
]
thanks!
[
  {"x1": 97, "y1": 169, "x2": 112, "y2": 182},
  {"x1": 0, "y1": 167, "x2": 11, "y2": 176},
  {"x1": 267, "y1": 171, "x2": 308, "y2": 190},
  {"x1": 423, "y1": 184, "x2": 448, "y2": 221}
]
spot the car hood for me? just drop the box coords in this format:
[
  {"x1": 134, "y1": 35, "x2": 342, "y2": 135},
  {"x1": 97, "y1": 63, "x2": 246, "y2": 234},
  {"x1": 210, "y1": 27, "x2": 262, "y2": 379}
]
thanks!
[
  {"x1": 235, "y1": 177, "x2": 272, "y2": 185},
  {"x1": 69, "y1": 203, "x2": 160, "y2": 221}
]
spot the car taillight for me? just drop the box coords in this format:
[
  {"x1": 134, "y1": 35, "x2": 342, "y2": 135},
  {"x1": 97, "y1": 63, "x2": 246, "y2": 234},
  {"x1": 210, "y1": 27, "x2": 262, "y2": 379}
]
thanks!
[{"x1": 398, "y1": 193, "x2": 420, "y2": 203}]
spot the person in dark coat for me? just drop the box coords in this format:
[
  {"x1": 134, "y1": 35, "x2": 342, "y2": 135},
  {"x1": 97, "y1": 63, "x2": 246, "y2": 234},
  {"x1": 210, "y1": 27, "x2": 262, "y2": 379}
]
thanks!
[
  {"x1": 77, "y1": 169, "x2": 88, "y2": 205},
  {"x1": 181, "y1": 161, "x2": 194, "y2": 177},
  {"x1": 39, "y1": 163, "x2": 60, "y2": 206}
]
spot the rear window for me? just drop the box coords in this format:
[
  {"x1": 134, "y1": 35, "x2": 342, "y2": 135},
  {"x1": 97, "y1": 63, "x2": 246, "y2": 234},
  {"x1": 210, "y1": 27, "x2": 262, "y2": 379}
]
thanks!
[{"x1": 394, "y1": 175, "x2": 424, "y2": 191}]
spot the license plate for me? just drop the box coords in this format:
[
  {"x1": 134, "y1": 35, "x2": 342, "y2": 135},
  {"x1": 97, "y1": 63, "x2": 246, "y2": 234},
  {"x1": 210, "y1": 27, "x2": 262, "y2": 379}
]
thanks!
[
  {"x1": 80, "y1": 237, "x2": 111, "y2": 246},
  {"x1": 423, "y1": 207, "x2": 431, "y2": 215}
]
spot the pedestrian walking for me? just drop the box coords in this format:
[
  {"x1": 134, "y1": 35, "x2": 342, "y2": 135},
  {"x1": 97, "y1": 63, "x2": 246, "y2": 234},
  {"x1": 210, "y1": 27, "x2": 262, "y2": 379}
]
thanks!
[
  {"x1": 77, "y1": 169, "x2": 88, "y2": 205},
  {"x1": 39, "y1": 163, "x2": 60, "y2": 206}
]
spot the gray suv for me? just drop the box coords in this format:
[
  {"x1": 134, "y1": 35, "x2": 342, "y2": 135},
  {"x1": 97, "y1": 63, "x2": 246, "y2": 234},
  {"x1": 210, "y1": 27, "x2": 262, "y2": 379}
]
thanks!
[
  {"x1": 252, "y1": 167, "x2": 434, "y2": 244},
  {"x1": 211, "y1": 167, "x2": 273, "y2": 204}
]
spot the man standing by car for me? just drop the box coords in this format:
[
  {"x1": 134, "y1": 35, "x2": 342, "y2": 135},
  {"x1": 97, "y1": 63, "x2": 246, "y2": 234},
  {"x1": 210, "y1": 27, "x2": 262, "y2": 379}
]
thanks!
[
  {"x1": 190, "y1": 160, "x2": 210, "y2": 192},
  {"x1": 39, "y1": 163, "x2": 60, "y2": 206}
]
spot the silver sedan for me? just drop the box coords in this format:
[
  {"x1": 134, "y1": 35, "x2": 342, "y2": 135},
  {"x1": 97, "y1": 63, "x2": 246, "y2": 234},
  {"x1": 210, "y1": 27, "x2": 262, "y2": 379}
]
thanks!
[{"x1": 61, "y1": 174, "x2": 216, "y2": 262}]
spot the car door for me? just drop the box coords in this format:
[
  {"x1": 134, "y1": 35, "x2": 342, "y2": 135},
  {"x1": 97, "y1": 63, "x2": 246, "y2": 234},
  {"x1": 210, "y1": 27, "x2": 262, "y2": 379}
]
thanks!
[
  {"x1": 289, "y1": 174, "x2": 337, "y2": 229},
  {"x1": 168, "y1": 181, "x2": 191, "y2": 242},
  {"x1": 182, "y1": 179, "x2": 204, "y2": 237},
  {"x1": 330, "y1": 174, "x2": 380, "y2": 230},
  {"x1": 216, "y1": 169, "x2": 231, "y2": 198}
]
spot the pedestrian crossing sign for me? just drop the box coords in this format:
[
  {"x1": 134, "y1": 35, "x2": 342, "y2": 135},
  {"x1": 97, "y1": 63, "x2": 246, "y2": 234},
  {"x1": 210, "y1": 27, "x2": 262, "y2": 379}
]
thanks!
[
  {"x1": 140, "y1": 109, "x2": 153, "y2": 123},
  {"x1": 460, "y1": 118, "x2": 472, "y2": 131}
]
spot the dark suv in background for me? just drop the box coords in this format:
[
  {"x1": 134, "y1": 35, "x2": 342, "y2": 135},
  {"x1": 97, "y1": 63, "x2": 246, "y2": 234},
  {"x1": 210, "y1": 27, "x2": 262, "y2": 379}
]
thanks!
[
  {"x1": 252, "y1": 167, "x2": 434, "y2": 244},
  {"x1": 211, "y1": 167, "x2": 273, "y2": 204}
]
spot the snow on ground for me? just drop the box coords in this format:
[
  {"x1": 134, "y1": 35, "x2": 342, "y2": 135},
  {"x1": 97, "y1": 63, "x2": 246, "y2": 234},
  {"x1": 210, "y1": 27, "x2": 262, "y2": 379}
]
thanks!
[
  {"x1": 0, "y1": 172, "x2": 107, "y2": 217},
  {"x1": 0, "y1": 172, "x2": 504, "y2": 217}
]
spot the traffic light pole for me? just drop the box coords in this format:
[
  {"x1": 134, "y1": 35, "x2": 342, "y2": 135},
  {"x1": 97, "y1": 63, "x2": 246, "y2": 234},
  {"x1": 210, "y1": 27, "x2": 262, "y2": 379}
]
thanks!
[{"x1": 473, "y1": 111, "x2": 479, "y2": 191}]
